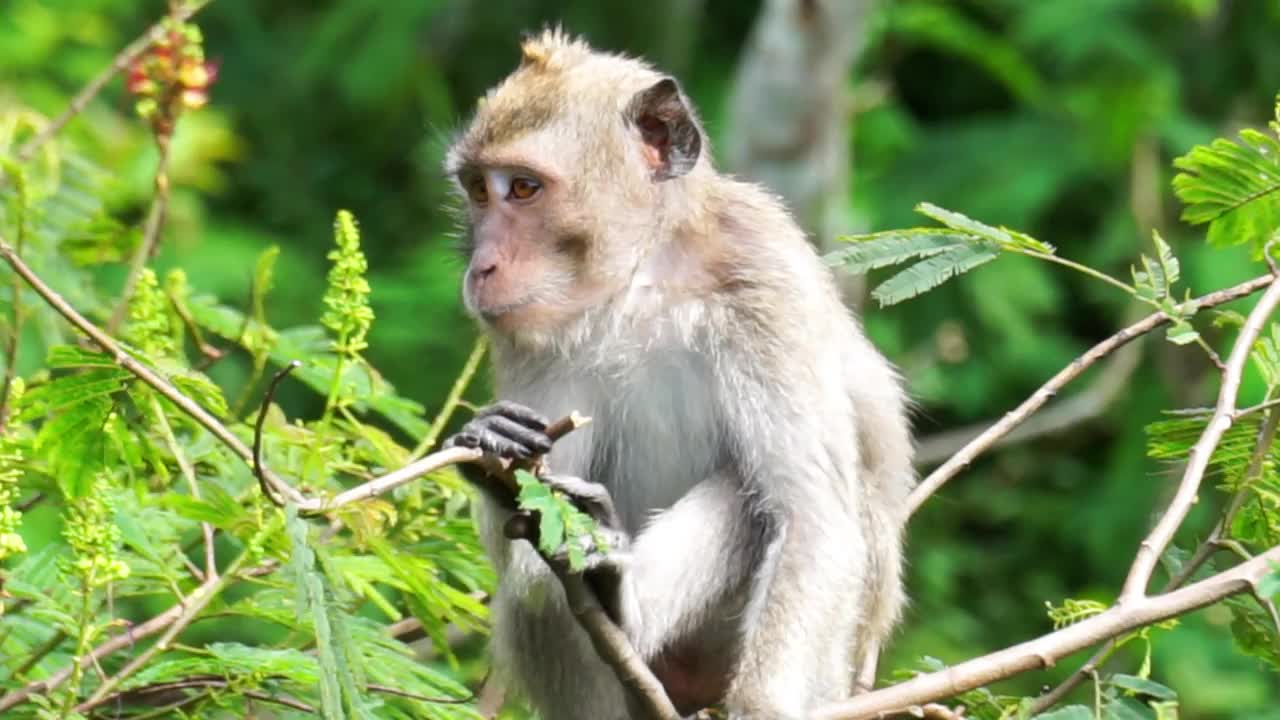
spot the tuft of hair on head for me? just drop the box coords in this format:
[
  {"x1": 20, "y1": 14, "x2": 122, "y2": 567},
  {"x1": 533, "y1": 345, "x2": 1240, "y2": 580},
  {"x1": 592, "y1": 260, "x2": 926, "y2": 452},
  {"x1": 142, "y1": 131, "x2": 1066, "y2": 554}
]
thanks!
[{"x1": 518, "y1": 25, "x2": 593, "y2": 72}]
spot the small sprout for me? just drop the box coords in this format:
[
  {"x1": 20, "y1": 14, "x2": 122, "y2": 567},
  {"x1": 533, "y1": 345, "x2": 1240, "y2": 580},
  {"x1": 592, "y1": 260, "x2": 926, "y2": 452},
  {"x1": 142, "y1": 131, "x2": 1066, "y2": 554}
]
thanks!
[{"x1": 322, "y1": 210, "x2": 374, "y2": 358}]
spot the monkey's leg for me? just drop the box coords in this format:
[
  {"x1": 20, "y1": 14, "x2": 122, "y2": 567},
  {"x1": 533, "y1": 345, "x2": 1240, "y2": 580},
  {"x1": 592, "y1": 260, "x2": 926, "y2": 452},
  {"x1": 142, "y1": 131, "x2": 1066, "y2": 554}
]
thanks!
[{"x1": 724, "y1": 495, "x2": 868, "y2": 719}]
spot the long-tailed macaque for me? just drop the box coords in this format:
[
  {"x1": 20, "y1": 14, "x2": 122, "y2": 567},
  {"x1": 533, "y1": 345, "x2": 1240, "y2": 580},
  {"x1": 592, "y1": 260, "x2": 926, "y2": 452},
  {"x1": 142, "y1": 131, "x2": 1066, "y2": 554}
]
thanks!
[{"x1": 443, "y1": 28, "x2": 914, "y2": 720}]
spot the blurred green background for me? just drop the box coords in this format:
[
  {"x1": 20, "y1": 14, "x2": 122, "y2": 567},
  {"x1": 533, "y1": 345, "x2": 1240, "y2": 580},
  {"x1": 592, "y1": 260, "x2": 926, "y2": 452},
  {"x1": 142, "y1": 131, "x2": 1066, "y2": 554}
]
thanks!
[{"x1": 3, "y1": 0, "x2": 1278, "y2": 717}]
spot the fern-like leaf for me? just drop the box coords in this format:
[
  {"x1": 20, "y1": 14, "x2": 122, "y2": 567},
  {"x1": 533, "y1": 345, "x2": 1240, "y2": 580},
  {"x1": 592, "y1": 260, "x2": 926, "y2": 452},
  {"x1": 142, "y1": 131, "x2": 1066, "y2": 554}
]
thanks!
[
  {"x1": 824, "y1": 230, "x2": 969, "y2": 272},
  {"x1": 871, "y1": 242, "x2": 1000, "y2": 306},
  {"x1": 1173, "y1": 96, "x2": 1280, "y2": 253}
]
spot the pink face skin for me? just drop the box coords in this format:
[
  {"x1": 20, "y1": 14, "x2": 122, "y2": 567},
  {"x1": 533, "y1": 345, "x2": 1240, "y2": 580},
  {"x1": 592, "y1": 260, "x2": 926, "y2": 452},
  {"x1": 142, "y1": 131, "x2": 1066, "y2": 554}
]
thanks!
[{"x1": 458, "y1": 165, "x2": 582, "y2": 336}]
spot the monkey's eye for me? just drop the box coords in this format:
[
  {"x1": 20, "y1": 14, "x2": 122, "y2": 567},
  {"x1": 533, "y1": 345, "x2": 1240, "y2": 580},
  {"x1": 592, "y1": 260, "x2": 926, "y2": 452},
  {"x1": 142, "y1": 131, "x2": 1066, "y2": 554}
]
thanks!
[
  {"x1": 464, "y1": 175, "x2": 489, "y2": 204},
  {"x1": 508, "y1": 176, "x2": 542, "y2": 201}
]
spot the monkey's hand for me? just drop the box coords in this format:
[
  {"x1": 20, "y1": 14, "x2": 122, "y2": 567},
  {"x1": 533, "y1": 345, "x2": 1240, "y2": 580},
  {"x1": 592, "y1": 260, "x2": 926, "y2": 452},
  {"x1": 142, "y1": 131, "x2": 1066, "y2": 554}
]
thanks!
[
  {"x1": 535, "y1": 474, "x2": 632, "y2": 623},
  {"x1": 443, "y1": 400, "x2": 553, "y2": 460},
  {"x1": 507, "y1": 474, "x2": 629, "y2": 571}
]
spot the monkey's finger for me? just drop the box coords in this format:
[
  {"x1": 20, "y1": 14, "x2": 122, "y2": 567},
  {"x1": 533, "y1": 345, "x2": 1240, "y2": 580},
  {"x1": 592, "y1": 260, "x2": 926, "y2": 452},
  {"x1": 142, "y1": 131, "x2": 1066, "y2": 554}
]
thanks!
[
  {"x1": 467, "y1": 426, "x2": 537, "y2": 459},
  {"x1": 479, "y1": 401, "x2": 550, "y2": 430},
  {"x1": 478, "y1": 415, "x2": 553, "y2": 455},
  {"x1": 444, "y1": 431, "x2": 480, "y2": 449},
  {"x1": 543, "y1": 474, "x2": 622, "y2": 529}
]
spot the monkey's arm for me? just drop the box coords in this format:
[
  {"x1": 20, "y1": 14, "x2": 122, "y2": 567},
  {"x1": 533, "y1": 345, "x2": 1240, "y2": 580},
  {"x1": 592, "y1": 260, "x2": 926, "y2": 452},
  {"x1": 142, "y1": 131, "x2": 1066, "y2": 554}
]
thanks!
[{"x1": 609, "y1": 472, "x2": 758, "y2": 659}]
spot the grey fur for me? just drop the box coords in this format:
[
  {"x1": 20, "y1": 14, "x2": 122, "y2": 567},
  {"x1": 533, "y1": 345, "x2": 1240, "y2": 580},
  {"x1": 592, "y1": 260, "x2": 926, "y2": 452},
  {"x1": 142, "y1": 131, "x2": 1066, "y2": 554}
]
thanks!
[{"x1": 448, "y1": 28, "x2": 914, "y2": 720}]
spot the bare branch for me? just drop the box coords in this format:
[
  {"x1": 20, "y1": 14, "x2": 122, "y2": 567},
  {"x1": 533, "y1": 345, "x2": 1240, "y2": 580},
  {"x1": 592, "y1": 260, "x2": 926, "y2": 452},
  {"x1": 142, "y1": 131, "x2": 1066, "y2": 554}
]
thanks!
[
  {"x1": 556, "y1": 569, "x2": 682, "y2": 720},
  {"x1": 1119, "y1": 277, "x2": 1280, "y2": 601},
  {"x1": 0, "y1": 236, "x2": 306, "y2": 505},
  {"x1": 811, "y1": 546, "x2": 1280, "y2": 720},
  {"x1": 908, "y1": 274, "x2": 1276, "y2": 516}
]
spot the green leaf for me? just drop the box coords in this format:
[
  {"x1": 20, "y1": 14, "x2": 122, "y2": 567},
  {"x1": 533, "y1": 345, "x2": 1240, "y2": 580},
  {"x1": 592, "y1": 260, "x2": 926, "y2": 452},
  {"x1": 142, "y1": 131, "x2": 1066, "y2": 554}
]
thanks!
[
  {"x1": 1150, "y1": 231, "x2": 1181, "y2": 288},
  {"x1": 916, "y1": 202, "x2": 1014, "y2": 244},
  {"x1": 871, "y1": 243, "x2": 1001, "y2": 306},
  {"x1": 824, "y1": 230, "x2": 969, "y2": 272},
  {"x1": 1033, "y1": 707, "x2": 1094, "y2": 720},
  {"x1": 1173, "y1": 97, "x2": 1280, "y2": 254},
  {"x1": 1166, "y1": 321, "x2": 1200, "y2": 346},
  {"x1": 1103, "y1": 696, "x2": 1156, "y2": 720},
  {"x1": 170, "y1": 369, "x2": 231, "y2": 418},
  {"x1": 1110, "y1": 674, "x2": 1178, "y2": 700},
  {"x1": 1252, "y1": 324, "x2": 1280, "y2": 389},
  {"x1": 45, "y1": 345, "x2": 118, "y2": 369},
  {"x1": 18, "y1": 368, "x2": 130, "y2": 420}
]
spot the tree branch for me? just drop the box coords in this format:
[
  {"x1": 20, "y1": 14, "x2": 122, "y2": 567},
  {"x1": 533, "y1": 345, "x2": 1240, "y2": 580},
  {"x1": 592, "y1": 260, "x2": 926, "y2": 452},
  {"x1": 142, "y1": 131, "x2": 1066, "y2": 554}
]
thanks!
[
  {"x1": 907, "y1": 274, "x2": 1276, "y2": 516},
  {"x1": 1119, "y1": 277, "x2": 1280, "y2": 601},
  {"x1": 810, "y1": 546, "x2": 1280, "y2": 720},
  {"x1": 0, "y1": 580, "x2": 217, "y2": 713}
]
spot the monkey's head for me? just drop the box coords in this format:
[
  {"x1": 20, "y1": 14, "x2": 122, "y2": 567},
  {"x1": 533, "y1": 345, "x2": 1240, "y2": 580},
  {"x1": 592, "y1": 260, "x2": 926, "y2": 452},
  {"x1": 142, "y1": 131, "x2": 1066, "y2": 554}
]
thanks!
[{"x1": 445, "y1": 28, "x2": 707, "y2": 344}]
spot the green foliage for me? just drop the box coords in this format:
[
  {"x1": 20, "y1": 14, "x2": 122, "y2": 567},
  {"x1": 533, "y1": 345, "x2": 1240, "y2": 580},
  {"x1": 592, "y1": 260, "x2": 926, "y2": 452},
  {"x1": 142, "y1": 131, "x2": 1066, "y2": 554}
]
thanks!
[
  {"x1": 0, "y1": 108, "x2": 488, "y2": 717},
  {"x1": 829, "y1": 202, "x2": 1055, "y2": 306},
  {"x1": 3, "y1": 1, "x2": 1280, "y2": 719},
  {"x1": 513, "y1": 469, "x2": 605, "y2": 573},
  {"x1": 1173, "y1": 96, "x2": 1280, "y2": 256},
  {"x1": 1132, "y1": 232, "x2": 1201, "y2": 345}
]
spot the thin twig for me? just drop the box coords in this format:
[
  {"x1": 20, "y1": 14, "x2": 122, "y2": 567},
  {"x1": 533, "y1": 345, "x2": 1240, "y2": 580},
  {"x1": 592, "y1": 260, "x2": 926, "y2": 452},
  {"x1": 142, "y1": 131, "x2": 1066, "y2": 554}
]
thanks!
[
  {"x1": 811, "y1": 546, "x2": 1280, "y2": 720},
  {"x1": 556, "y1": 568, "x2": 682, "y2": 720},
  {"x1": 5, "y1": 0, "x2": 213, "y2": 168},
  {"x1": 1166, "y1": 405, "x2": 1280, "y2": 591},
  {"x1": 1234, "y1": 396, "x2": 1280, "y2": 420},
  {"x1": 908, "y1": 274, "x2": 1276, "y2": 516},
  {"x1": 253, "y1": 360, "x2": 302, "y2": 506},
  {"x1": 76, "y1": 676, "x2": 314, "y2": 715},
  {"x1": 367, "y1": 682, "x2": 475, "y2": 705},
  {"x1": 1118, "y1": 277, "x2": 1280, "y2": 601},
  {"x1": 0, "y1": 235, "x2": 305, "y2": 505},
  {"x1": 0, "y1": 582, "x2": 210, "y2": 712},
  {"x1": 1010, "y1": 286, "x2": 1280, "y2": 718},
  {"x1": 152, "y1": 395, "x2": 216, "y2": 579}
]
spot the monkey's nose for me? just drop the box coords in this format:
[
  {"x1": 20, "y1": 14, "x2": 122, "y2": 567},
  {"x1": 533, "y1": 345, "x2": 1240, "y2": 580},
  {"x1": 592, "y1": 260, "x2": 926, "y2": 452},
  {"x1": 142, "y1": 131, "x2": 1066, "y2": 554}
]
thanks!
[{"x1": 471, "y1": 261, "x2": 498, "y2": 283}]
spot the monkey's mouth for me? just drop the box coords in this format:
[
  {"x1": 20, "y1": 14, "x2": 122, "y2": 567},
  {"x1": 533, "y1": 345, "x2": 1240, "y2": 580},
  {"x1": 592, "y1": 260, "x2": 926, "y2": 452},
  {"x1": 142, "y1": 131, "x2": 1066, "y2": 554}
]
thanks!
[{"x1": 474, "y1": 300, "x2": 528, "y2": 321}]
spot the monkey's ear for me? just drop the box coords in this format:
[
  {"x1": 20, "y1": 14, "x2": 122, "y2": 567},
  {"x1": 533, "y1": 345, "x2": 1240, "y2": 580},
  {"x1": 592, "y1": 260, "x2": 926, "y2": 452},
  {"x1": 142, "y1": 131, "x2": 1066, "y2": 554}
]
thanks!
[{"x1": 627, "y1": 78, "x2": 702, "y2": 181}]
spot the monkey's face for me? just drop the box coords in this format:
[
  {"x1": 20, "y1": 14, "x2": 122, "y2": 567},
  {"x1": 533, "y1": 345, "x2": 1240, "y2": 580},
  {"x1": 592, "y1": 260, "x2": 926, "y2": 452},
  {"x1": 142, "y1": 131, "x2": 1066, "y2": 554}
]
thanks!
[
  {"x1": 454, "y1": 163, "x2": 604, "y2": 338},
  {"x1": 445, "y1": 35, "x2": 707, "y2": 343}
]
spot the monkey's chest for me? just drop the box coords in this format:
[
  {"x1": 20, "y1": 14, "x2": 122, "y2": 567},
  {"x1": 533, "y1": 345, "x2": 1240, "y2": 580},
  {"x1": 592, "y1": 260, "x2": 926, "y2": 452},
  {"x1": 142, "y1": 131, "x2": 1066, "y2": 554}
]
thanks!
[{"x1": 531, "y1": 354, "x2": 723, "y2": 533}]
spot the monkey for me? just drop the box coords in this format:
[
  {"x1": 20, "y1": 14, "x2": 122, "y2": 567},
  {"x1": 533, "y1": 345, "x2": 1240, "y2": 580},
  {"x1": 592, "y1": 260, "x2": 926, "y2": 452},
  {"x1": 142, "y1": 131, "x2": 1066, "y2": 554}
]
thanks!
[{"x1": 441, "y1": 28, "x2": 914, "y2": 720}]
